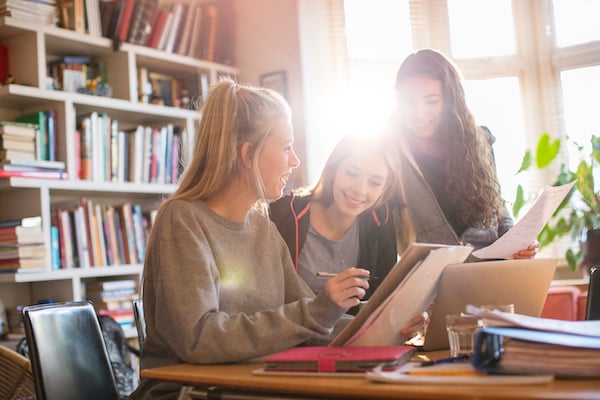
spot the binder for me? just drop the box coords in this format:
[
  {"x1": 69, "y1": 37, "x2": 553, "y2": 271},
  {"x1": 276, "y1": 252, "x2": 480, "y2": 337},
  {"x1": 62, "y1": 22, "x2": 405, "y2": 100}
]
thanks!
[{"x1": 473, "y1": 326, "x2": 600, "y2": 377}]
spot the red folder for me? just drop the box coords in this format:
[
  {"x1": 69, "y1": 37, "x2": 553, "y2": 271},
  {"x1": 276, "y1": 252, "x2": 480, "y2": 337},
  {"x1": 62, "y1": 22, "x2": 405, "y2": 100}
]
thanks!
[{"x1": 264, "y1": 345, "x2": 415, "y2": 373}]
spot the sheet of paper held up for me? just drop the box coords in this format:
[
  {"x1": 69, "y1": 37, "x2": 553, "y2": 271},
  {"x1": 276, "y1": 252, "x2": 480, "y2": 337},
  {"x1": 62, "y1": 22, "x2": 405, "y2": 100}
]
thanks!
[{"x1": 472, "y1": 181, "x2": 576, "y2": 260}]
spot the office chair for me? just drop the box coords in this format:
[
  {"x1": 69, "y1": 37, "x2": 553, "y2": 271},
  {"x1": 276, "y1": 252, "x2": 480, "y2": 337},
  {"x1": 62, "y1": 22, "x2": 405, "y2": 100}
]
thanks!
[
  {"x1": 0, "y1": 344, "x2": 36, "y2": 400},
  {"x1": 22, "y1": 300, "x2": 120, "y2": 400},
  {"x1": 132, "y1": 298, "x2": 146, "y2": 349},
  {"x1": 586, "y1": 267, "x2": 600, "y2": 320}
]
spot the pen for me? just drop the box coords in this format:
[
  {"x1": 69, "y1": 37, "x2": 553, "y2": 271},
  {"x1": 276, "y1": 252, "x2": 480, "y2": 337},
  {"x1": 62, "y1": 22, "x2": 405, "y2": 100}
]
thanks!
[
  {"x1": 420, "y1": 354, "x2": 470, "y2": 366},
  {"x1": 316, "y1": 272, "x2": 376, "y2": 279}
]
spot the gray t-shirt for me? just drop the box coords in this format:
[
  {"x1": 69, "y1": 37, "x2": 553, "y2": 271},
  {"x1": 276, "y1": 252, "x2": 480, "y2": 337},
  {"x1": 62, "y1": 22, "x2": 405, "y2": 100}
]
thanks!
[{"x1": 298, "y1": 222, "x2": 360, "y2": 294}]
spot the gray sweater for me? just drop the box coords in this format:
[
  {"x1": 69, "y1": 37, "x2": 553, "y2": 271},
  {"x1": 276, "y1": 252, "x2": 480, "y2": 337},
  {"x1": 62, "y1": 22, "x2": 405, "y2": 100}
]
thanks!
[{"x1": 130, "y1": 199, "x2": 347, "y2": 400}]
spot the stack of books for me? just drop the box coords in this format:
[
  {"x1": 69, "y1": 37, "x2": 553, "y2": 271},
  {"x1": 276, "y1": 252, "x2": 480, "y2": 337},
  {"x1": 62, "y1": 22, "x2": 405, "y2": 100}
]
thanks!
[
  {"x1": 0, "y1": 0, "x2": 58, "y2": 26},
  {"x1": 0, "y1": 119, "x2": 66, "y2": 179},
  {"x1": 0, "y1": 216, "x2": 46, "y2": 272},
  {"x1": 86, "y1": 279, "x2": 138, "y2": 331}
]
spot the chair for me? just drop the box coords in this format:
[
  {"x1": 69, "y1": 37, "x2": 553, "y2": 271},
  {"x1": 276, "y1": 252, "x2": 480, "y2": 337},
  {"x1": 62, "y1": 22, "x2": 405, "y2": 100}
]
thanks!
[
  {"x1": 586, "y1": 266, "x2": 600, "y2": 320},
  {"x1": 0, "y1": 344, "x2": 36, "y2": 400},
  {"x1": 132, "y1": 298, "x2": 146, "y2": 349},
  {"x1": 22, "y1": 301, "x2": 120, "y2": 400}
]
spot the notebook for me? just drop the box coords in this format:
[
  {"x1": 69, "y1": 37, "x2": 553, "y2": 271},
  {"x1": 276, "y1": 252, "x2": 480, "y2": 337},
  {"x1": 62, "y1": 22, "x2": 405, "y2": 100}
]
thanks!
[
  {"x1": 263, "y1": 345, "x2": 415, "y2": 373},
  {"x1": 422, "y1": 258, "x2": 557, "y2": 351}
]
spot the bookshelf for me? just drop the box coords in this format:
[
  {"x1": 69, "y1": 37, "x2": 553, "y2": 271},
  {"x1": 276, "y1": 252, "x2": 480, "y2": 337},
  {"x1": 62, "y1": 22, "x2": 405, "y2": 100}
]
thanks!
[{"x1": 0, "y1": 16, "x2": 238, "y2": 317}]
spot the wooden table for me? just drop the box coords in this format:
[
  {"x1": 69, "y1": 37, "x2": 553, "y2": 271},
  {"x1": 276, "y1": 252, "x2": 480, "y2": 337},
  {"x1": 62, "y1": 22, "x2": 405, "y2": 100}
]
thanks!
[{"x1": 141, "y1": 359, "x2": 600, "y2": 400}]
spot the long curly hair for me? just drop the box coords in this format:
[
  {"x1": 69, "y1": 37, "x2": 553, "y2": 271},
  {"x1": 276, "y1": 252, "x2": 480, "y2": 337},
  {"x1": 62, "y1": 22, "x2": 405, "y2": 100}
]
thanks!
[{"x1": 394, "y1": 49, "x2": 505, "y2": 228}]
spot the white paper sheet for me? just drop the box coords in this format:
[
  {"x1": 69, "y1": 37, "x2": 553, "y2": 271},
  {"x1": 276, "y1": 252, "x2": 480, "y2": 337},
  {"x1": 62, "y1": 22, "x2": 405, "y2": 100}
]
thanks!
[{"x1": 472, "y1": 181, "x2": 576, "y2": 259}]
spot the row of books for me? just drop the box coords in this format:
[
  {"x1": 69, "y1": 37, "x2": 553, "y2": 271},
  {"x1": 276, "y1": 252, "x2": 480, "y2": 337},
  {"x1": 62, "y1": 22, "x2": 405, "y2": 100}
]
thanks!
[
  {"x1": 77, "y1": 112, "x2": 184, "y2": 184},
  {"x1": 52, "y1": 198, "x2": 154, "y2": 269},
  {"x1": 101, "y1": 0, "x2": 234, "y2": 63},
  {"x1": 0, "y1": 216, "x2": 47, "y2": 272}
]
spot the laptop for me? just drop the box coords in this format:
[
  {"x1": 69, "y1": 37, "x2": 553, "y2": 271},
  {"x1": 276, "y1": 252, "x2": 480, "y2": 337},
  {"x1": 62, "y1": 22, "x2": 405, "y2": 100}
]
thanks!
[{"x1": 422, "y1": 258, "x2": 557, "y2": 351}]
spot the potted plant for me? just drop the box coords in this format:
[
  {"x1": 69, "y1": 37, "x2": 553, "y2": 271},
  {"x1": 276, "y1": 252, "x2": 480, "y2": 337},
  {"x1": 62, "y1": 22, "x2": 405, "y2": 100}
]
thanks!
[{"x1": 513, "y1": 133, "x2": 600, "y2": 272}]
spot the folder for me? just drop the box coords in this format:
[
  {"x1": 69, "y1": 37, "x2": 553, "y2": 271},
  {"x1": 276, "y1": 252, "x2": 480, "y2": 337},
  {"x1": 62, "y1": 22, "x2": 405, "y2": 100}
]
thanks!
[
  {"x1": 264, "y1": 345, "x2": 415, "y2": 373},
  {"x1": 472, "y1": 326, "x2": 600, "y2": 377}
]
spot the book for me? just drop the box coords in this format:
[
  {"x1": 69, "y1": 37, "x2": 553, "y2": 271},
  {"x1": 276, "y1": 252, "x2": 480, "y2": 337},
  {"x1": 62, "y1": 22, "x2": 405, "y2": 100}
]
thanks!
[
  {"x1": 127, "y1": 0, "x2": 158, "y2": 45},
  {"x1": 330, "y1": 244, "x2": 473, "y2": 347},
  {"x1": 0, "y1": 169, "x2": 67, "y2": 179},
  {"x1": 0, "y1": 159, "x2": 65, "y2": 171},
  {"x1": 0, "y1": 148, "x2": 35, "y2": 161},
  {"x1": 116, "y1": 0, "x2": 135, "y2": 44},
  {"x1": 473, "y1": 326, "x2": 600, "y2": 377},
  {"x1": 263, "y1": 346, "x2": 415, "y2": 373},
  {"x1": 0, "y1": 257, "x2": 46, "y2": 272},
  {"x1": 0, "y1": 120, "x2": 37, "y2": 137},
  {"x1": 147, "y1": 6, "x2": 168, "y2": 48},
  {"x1": 175, "y1": 2, "x2": 195, "y2": 55},
  {"x1": 0, "y1": 227, "x2": 44, "y2": 245},
  {"x1": 0, "y1": 216, "x2": 42, "y2": 229},
  {"x1": 87, "y1": 279, "x2": 136, "y2": 292},
  {"x1": 0, "y1": 136, "x2": 35, "y2": 152},
  {"x1": 0, "y1": 244, "x2": 46, "y2": 260}
]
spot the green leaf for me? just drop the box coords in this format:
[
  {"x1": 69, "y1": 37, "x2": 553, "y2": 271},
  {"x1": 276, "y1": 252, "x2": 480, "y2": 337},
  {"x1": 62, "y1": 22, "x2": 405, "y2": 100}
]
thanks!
[
  {"x1": 513, "y1": 185, "x2": 526, "y2": 217},
  {"x1": 516, "y1": 150, "x2": 532, "y2": 173},
  {"x1": 566, "y1": 249, "x2": 578, "y2": 271},
  {"x1": 535, "y1": 132, "x2": 561, "y2": 169}
]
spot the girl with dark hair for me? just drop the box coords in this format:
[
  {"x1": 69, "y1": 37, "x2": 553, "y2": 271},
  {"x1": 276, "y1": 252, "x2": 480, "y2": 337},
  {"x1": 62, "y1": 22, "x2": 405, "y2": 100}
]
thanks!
[{"x1": 387, "y1": 48, "x2": 537, "y2": 258}]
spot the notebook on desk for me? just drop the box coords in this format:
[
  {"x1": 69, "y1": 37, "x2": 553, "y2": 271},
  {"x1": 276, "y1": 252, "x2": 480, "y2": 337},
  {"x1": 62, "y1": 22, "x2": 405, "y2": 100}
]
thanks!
[{"x1": 422, "y1": 258, "x2": 557, "y2": 351}]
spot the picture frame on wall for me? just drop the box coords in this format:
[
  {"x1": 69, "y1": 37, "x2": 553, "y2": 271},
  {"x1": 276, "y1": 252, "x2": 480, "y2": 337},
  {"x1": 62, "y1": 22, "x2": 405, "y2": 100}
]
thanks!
[{"x1": 260, "y1": 70, "x2": 288, "y2": 99}]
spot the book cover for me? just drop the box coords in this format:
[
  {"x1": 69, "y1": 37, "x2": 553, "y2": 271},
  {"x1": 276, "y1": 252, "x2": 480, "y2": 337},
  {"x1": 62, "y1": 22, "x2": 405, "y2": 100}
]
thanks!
[
  {"x1": 186, "y1": 4, "x2": 203, "y2": 58},
  {"x1": 264, "y1": 346, "x2": 415, "y2": 373},
  {"x1": 147, "y1": 6, "x2": 168, "y2": 49},
  {"x1": 0, "y1": 136, "x2": 35, "y2": 152},
  {"x1": 0, "y1": 216, "x2": 42, "y2": 229},
  {"x1": 73, "y1": 205, "x2": 91, "y2": 268},
  {"x1": 0, "y1": 148, "x2": 36, "y2": 162},
  {"x1": 127, "y1": 0, "x2": 158, "y2": 45},
  {"x1": 50, "y1": 225, "x2": 60, "y2": 270},
  {"x1": 0, "y1": 120, "x2": 38, "y2": 138},
  {"x1": 116, "y1": 0, "x2": 135, "y2": 43}
]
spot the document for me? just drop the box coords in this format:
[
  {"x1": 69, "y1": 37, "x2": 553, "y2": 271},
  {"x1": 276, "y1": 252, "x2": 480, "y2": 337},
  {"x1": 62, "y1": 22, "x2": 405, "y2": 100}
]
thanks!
[{"x1": 472, "y1": 181, "x2": 576, "y2": 259}]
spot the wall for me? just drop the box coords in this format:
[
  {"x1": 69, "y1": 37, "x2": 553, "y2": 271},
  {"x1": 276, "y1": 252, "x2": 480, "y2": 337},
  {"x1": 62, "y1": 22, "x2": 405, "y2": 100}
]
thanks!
[{"x1": 232, "y1": 0, "x2": 308, "y2": 187}]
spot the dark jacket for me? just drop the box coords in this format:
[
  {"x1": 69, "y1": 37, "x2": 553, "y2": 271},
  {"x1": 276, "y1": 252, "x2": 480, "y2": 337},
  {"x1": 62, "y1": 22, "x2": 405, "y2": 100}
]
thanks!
[{"x1": 269, "y1": 192, "x2": 398, "y2": 297}]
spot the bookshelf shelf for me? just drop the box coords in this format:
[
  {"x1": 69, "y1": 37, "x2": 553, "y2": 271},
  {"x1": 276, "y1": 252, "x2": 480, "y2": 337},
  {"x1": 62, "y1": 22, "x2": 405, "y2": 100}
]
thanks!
[{"x1": 0, "y1": 16, "x2": 238, "y2": 312}]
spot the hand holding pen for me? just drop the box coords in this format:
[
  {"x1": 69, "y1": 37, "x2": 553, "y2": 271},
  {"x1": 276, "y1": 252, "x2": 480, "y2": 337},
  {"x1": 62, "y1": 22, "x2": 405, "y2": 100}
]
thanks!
[{"x1": 317, "y1": 267, "x2": 371, "y2": 309}]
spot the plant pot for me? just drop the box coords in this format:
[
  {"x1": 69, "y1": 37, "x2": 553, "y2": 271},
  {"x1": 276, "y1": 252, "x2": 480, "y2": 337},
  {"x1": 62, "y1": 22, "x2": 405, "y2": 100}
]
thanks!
[{"x1": 581, "y1": 228, "x2": 600, "y2": 275}]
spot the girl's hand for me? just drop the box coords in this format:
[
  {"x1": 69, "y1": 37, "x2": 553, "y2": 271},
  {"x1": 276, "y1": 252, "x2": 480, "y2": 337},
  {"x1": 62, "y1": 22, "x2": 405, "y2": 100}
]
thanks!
[
  {"x1": 322, "y1": 267, "x2": 370, "y2": 309},
  {"x1": 400, "y1": 311, "x2": 428, "y2": 341},
  {"x1": 513, "y1": 241, "x2": 539, "y2": 259}
]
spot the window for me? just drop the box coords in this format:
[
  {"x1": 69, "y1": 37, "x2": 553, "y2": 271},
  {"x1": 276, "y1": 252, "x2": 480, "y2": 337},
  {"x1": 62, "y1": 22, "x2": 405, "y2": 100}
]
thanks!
[{"x1": 324, "y1": 0, "x2": 600, "y2": 206}]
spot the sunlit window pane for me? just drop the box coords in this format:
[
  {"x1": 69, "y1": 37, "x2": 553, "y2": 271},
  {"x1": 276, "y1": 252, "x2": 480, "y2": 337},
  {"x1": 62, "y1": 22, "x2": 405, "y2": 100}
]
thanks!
[
  {"x1": 560, "y1": 66, "x2": 600, "y2": 167},
  {"x1": 447, "y1": 0, "x2": 515, "y2": 58},
  {"x1": 553, "y1": 0, "x2": 600, "y2": 47},
  {"x1": 344, "y1": 0, "x2": 412, "y2": 59},
  {"x1": 462, "y1": 77, "x2": 525, "y2": 203}
]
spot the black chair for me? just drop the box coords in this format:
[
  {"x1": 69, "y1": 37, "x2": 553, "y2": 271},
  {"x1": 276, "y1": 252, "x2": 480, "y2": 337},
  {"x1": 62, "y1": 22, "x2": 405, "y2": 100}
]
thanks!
[
  {"x1": 132, "y1": 298, "x2": 146, "y2": 349},
  {"x1": 586, "y1": 266, "x2": 600, "y2": 320},
  {"x1": 22, "y1": 300, "x2": 120, "y2": 400}
]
